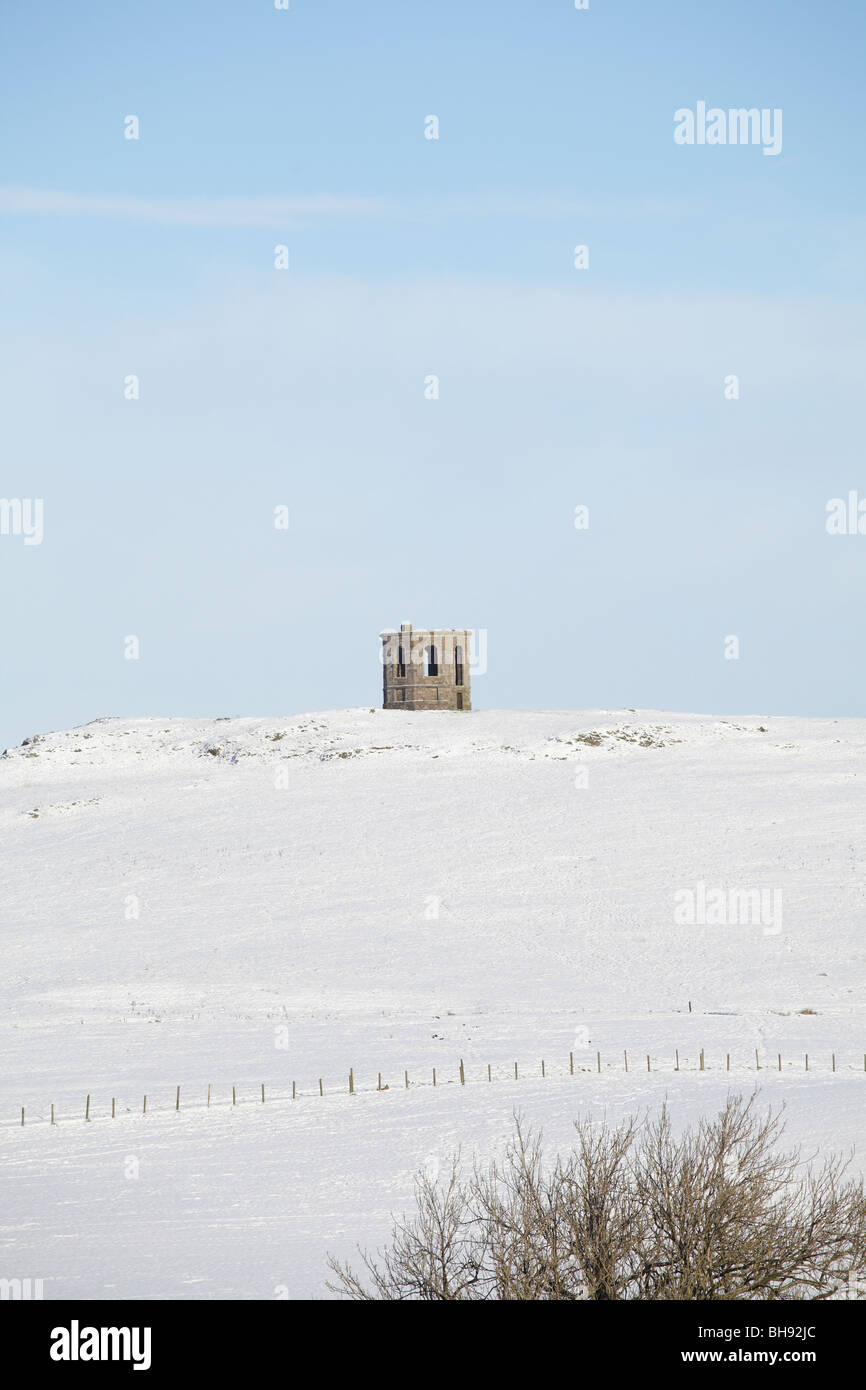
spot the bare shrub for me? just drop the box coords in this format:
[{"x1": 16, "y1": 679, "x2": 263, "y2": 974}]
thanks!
[{"x1": 327, "y1": 1095, "x2": 866, "y2": 1300}]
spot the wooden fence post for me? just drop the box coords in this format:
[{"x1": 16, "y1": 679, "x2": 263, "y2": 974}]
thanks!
[
  {"x1": 176, "y1": 1086, "x2": 180, "y2": 1112},
  {"x1": 207, "y1": 1083, "x2": 211, "y2": 1108},
  {"x1": 805, "y1": 1054, "x2": 809, "y2": 1071},
  {"x1": 488, "y1": 1063, "x2": 492, "y2": 1083},
  {"x1": 320, "y1": 1078, "x2": 324, "y2": 1096},
  {"x1": 85, "y1": 1094, "x2": 91, "y2": 1122},
  {"x1": 459, "y1": 1060, "x2": 465, "y2": 1085},
  {"x1": 261, "y1": 1083, "x2": 265, "y2": 1103},
  {"x1": 293, "y1": 1081, "x2": 296, "y2": 1100},
  {"x1": 755, "y1": 1048, "x2": 760, "y2": 1071},
  {"x1": 514, "y1": 1061, "x2": 518, "y2": 1080},
  {"x1": 832, "y1": 1053, "x2": 836, "y2": 1073},
  {"x1": 348, "y1": 1069, "x2": 353, "y2": 1095},
  {"x1": 778, "y1": 1053, "x2": 781, "y2": 1072},
  {"x1": 726, "y1": 1053, "x2": 730, "y2": 1072},
  {"x1": 433, "y1": 1068, "x2": 436, "y2": 1088},
  {"x1": 143, "y1": 1095, "x2": 147, "y2": 1114},
  {"x1": 596, "y1": 1051, "x2": 601, "y2": 1073},
  {"x1": 646, "y1": 1054, "x2": 651, "y2": 1072},
  {"x1": 569, "y1": 1051, "x2": 574, "y2": 1075},
  {"x1": 51, "y1": 1103, "x2": 55, "y2": 1126},
  {"x1": 405, "y1": 1070, "x2": 409, "y2": 1089},
  {"x1": 541, "y1": 1059, "x2": 545, "y2": 1078},
  {"x1": 675, "y1": 1048, "x2": 679, "y2": 1071},
  {"x1": 700, "y1": 1050, "x2": 705, "y2": 1072},
  {"x1": 20, "y1": 1107, "x2": 24, "y2": 1127},
  {"x1": 624, "y1": 1050, "x2": 628, "y2": 1073},
  {"x1": 232, "y1": 1086, "x2": 236, "y2": 1107},
  {"x1": 112, "y1": 1098, "x2": 116, "y2": 1118}
]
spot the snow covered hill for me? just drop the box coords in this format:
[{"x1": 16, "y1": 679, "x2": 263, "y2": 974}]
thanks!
[{"x1": 2, "y1": 708, "x2": 865, "y2": 1298}]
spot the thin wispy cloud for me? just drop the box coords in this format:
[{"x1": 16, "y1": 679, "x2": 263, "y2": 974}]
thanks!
[
  {"x1": 0, "y1": 187, "x2": 392, "y2": 227},
  {"x1": 0, "y1": 186, "x2": 699, "y2": 228}
]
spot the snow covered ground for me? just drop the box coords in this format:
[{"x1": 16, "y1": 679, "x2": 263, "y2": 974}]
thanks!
[{"x1": 1, "y1": 708, "x2": 865, "y2": 1298}]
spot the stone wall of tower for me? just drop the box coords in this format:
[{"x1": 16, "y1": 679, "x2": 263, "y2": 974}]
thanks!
[{"x1": 381, "y1": 623, "x2": 472, "y2": 711}]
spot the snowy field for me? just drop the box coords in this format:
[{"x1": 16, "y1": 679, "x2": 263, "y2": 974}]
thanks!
[{"x1": 1, "y1": 708, "x2": 865, "y2": 1299}]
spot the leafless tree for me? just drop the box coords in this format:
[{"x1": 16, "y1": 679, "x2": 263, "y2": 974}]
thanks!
[{"x1": 327, "y1": 1094, "x2": 866, "y2": 1300}]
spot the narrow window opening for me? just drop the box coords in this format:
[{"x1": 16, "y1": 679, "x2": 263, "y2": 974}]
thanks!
[
  {"x1": 397, "y1": 645, "x2": 406, "y2": 678},
  {"x1": 455, "y1": 644, "x2": 464, "y2": 687},
  {"x1": 426, "y1": 644, "x2": 438, "y2": 677}
]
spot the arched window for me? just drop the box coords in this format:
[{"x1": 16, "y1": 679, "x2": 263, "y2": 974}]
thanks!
[
  {"x1": 454, "y1": 645, "x2": 464, "y2": 687},
  {"x1": 426, "y1": 644, "x2": 438, "y2": 677}
]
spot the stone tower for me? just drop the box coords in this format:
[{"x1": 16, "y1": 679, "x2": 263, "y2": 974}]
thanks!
[{"x1": 381, "y1": 623, "x2": 471, "y2": 710}]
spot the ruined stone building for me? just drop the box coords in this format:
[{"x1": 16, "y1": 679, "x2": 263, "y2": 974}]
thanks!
[{"x1": 381, "y1": 623, "x2": 471, "y2": 710}]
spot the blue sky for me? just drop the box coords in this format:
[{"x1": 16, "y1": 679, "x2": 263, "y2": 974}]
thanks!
[{"x1": 1, "y1": 0, "x2": 865, "y2": 746}]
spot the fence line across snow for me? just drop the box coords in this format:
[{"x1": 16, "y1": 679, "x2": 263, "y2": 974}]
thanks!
[{"x1": 10, "y1": 1047, "x2": 866, "y2": 1128}]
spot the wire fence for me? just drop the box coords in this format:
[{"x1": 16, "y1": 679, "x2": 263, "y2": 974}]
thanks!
[{"x1": 10, "y1": 1046, "x2": 866, "y2": 1128}]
